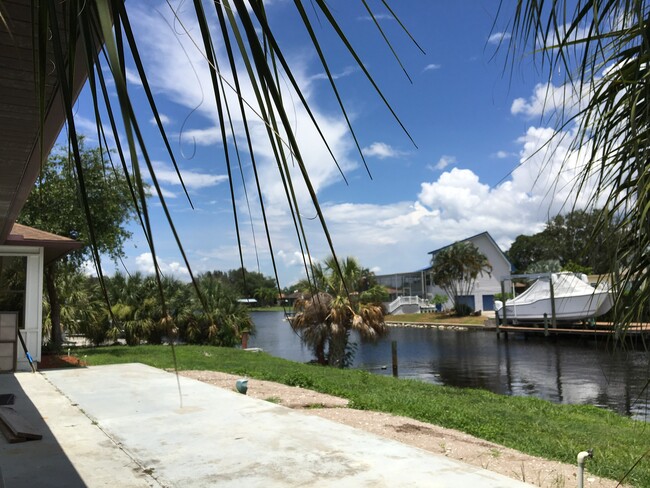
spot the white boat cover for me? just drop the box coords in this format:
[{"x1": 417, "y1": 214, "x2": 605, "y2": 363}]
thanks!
[{"x1": 510, "y1": 273, "x2": 605, "y2": 306}]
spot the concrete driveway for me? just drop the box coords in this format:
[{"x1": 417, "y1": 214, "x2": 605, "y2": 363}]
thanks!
[{"x1": 1, "y1": 363, "x2": 531, "y2": 487}]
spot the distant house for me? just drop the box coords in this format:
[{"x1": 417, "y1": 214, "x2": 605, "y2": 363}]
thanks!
[
  {"x1": 278, "y1": 292, "x2": 304, "y2": 307},
  {"x1": 375, "y1": 232, "x2": 512, "y2": 312},
  {"x1": 427, "y1": 232, "x2": 513, "y2": 312},
  {"x1": 374, "y1": 269, "x2": 428, "y2": 301}
]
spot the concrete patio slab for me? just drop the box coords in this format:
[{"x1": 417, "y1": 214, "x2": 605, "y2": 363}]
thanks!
[
  {"x1": 37, "y1": 363, "x2": 531, "y2": 487},
  {"x1": 0, "y1": 370, "x2": 155, "y2": 487}
]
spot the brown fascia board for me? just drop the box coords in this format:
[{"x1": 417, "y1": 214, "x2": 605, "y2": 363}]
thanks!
[
  {"x1": 5, "y1": 223, "x2": 83, "y2": 264},
  {"x1": 0, "y1": 9, "x2": 100, "y2": 243}
]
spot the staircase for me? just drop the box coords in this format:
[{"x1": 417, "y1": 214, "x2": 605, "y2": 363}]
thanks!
[{"x1": 386, "y1": 296, "x2": 431, "y2": 315}]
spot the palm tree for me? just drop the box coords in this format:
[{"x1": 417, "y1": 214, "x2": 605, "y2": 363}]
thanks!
[
  {"x1": 506, "y1": 2, "x2": 650, "y2": 326},
  {"x1": 42, "y1": 268, "x2": 106, "y2": 344},
  {"x1": 291, "y1": 256, "x2": 386, "y2": 367},
  {"x1": 430, "y1": 242, "x2": 492, "y2": 314},
  {"x1": 179, "y1": 274, "x2": 254, "y2": 346}
]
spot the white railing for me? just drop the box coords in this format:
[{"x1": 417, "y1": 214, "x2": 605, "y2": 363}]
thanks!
[{"x1": 386, "y1": 296, "x2": 430, "y2": 314}]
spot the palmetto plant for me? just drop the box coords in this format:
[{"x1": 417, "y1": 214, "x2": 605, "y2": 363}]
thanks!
[
  {"x1": 179, "y1": 274, "x2": 254, "y2": 346},
  {"x1": 292, "y1": 256, "x2": 386, "y2": 367},
  {"x1": 42, "y1": 267, "x2": 106, "y2": 343}
]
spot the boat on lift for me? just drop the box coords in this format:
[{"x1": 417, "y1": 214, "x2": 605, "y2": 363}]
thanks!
[{"x1": 494, "y1": 272, "x2": 613, "y2": 323}]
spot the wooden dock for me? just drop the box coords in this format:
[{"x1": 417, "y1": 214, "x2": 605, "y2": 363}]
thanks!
[{"x1": 496, "y1": 322, "x2": 650, "y2": 339}]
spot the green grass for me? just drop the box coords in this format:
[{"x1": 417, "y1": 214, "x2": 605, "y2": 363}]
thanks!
[
  {"x1": 78, "y1": 345, "x2": 649, "y2": 486},
  {"x1": 386, "y1": 312, "x2": 486, "y2": 325}
]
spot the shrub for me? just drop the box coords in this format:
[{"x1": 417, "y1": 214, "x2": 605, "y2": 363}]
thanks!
[{"x1": 455, "y1": 303, "x2": 473, "y2": 317}]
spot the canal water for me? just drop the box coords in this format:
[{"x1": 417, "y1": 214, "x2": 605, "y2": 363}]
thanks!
[{"x1": 249, "y1": 311, "x2": 650, "y2": 420}]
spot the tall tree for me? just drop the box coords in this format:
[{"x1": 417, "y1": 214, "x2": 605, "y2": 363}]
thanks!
[
  {"x1": 507, "y1": 209, "x2": 620, "y2": 274},
  {"x1": 291, "y1": 256, "x2": 387, "y2": 367},
  {"x1": 430, "y1": 242, "x2": 492, "y2": 314},
  {"x1": 18, "y1": 142, "x2": 137, "y2": 348}
]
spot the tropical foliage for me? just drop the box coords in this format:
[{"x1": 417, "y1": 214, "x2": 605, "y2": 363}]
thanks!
[
  {"x1": 430, "y1": 242, "x2": 492, "y2": 315},
  {"x1": 506, "y1": 1, "x2": 650, "y2": 327},
  {"x1": 41, "y1": 270, "x2": 254, "y2": 348},
  {"x1": 291, "y1": 257, "x2": 387, "y2": 367},
  {"x1": 506, "y1": 210, "x2": 620, "y2": 274},
  {"x1": 201, "y1": 268, "x2": 277, "y2": 306}
]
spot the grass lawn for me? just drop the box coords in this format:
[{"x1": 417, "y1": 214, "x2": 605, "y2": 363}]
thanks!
[
  {"x1": 77, "y1": 345, "x2": 649, "y2": 486},
  {"x1": 385, "y1": 312, "x2": 487, "y2": 325}
]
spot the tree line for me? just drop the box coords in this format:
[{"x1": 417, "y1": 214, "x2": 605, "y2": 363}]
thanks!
[
  {"x1": 42, "y1": 268, "x2": 261, "y2": 348},
  {"x1": 506, "y1": 209, "x2": 620, "y2": 275}
]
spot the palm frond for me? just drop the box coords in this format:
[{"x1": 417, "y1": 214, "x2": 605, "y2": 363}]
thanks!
[{"x1": 507, "y1": 0, "x2": 650, "y2": 328}]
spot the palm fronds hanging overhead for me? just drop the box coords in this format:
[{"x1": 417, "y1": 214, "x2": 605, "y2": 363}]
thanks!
[{"x1": 30, "y1": 0, "x2": 418, "y2": 312}]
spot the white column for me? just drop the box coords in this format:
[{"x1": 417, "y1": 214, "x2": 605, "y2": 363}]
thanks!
[{"x1": 18, "y1": 249, "x2": 43, "y2": 369}]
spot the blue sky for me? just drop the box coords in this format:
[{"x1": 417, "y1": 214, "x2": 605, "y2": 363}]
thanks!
[{"x1": 70, "y1": 1, "x2": 595, "y2": 286}]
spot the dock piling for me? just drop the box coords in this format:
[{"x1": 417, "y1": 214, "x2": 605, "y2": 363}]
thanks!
[
  {"x1": 391, "y1": 341, "x2": 398, "y2": 378},
  {"x1": 544, "y1": 313, "x2": 549, "y2": 337}
]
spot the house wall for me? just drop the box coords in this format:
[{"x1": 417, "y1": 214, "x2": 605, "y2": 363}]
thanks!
[
  {"x1": 0, "y1": 245, "x2": 43, "y2": 371},
  {"x1": 427, "y1": 233, "x2": 512, "y2": 311}
]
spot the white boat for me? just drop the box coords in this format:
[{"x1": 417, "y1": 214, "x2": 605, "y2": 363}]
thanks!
[{"x1": 494, "y1": 272, "x2": 613, "y2": 323}]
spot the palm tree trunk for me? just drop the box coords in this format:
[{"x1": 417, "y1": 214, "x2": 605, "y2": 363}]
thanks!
[
  {"x1": 315, "y1": 339, "x2": 326, "y2": 365},
  {"x1": 45, "y1": 264, "x2": 63, "y2": 350},
  {"x1": 328, "y1": 330, "x2": 349, "y2": 368}
]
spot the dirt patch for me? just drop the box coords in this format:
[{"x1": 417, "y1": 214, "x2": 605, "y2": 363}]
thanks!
[
  {"x1": 181, "y1": 370, "x2": 625, "y2": 488},
  {"x1": 180, "y1": 370, "x2": 348, "y2": 409},
  {"x1": 38, "y1": 354, "x2": 86, "y2": 369}
]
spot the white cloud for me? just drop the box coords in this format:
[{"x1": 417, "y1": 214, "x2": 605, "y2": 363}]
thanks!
[
  {"x1": 358, "y1": 13, "x2": 394, "y2": 22},
  {"x1": 128, "y1": 2, "x2": 359, "y2": 212},
  {"x1": 178, "y1": 127, "x2": 220, "y2": 146},
  {"x1": 424, "y1": 64, "x2": 441, "y2": 72},
  {"x1": 362, "y1": 142, "x2": 406, "y2": 159},
  {"x1": 311, "y1": 66, "x2": 358, "y2": 81},
  {"x1": 150, "y1": 113, "x2": 171, "y2": 126},
  {"x1": 135, "y1": 252, "x2": 190, "y2": 278},
  {"x1": 541, "y1": 23, "x2": 591, "y2": 49},
  {"x1": 152, "y1": 161, "x2": 228, "y2": 189},
  {"x1": 488, "y1": 32, "x2": 512, "y2": 45},
  {"x1": 159, "y1": 187, "x2": 178, "y2": 199},
  {"x1": 492, "y1": 150, "x2": 513, "y2": 159},
  {"x1": 429, "y1": 155, "x2": 456, "y2": 171},
  {"x1": 511, "y1": 82, "x2": 586, "y2": 119},
  {"x1": 281, "y1": 123, "x2": 604, "y2": 279},
  {"x1": 124, "y1": 67, "x2": 143, "y2": 87},
  {"x1": 278, "y1": 250, "x2": 318, "y2": 268},
  {"x1": 79, "y1": 260, "x2": 97, "y2": 277}
]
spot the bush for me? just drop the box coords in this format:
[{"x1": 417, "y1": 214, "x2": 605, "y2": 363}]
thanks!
[{"x1": 454, "y1": 303, "x2": 473, "y2": 317}]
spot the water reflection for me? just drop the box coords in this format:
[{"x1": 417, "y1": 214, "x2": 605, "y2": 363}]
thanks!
[{"x1": 250, "y1": 311, "x2": 650, "y2": 420}]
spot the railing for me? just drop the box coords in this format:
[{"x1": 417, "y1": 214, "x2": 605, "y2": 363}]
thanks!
[{"x1": 386, "y1": 296, "x2": 430, "y2": 314}]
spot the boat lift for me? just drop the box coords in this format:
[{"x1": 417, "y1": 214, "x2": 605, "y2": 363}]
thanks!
[{"x1": 497, "y1": 272, "x2": 558, "y2": 332}]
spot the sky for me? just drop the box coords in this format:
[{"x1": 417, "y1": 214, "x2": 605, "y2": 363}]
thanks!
[{"x1": 69, "y1": 0, "x2": 596, "y2": 287}]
